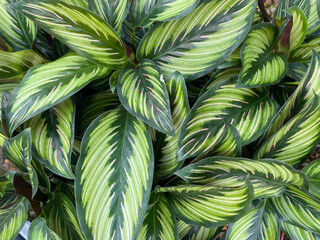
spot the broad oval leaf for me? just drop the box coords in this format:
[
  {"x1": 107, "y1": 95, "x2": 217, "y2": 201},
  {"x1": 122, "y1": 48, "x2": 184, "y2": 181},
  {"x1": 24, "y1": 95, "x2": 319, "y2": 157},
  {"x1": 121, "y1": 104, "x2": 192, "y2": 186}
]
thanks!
[
  {"x1": 156, "y1": 182, "x2": 253, "y2": 228},
  {"x1": 177, "y1": 220, "x2": 220, "y2": 240},
  {"x1": 25, "y1": 98, "x2": 75, "y2": 179},
  {"x1": 117, "y1": 59, "x2": 174, "y2": 135},
  {"x1": 137, "y1": 0, "x2": 257, "y2": 81},
  {"x1": 75, "y1": 106, "x2": 154, "y2": 240},
  {"x1": 281, "y1": 222, "x2": 320, "y2": 240},
  {"x1": 177, "y1": 80, "x2": 277, "y2": 160},
  {"x1": 14, "y1": 0, "x2": 130, "y2": 69},
  {"x1": 237, "y1": 23, "x2": 288, "y2": 87},
  {"x1": 5, "y1": 52, "x2": 110, "y2": 135},
  {"x1": 130, "y1": 0, "x2": 199, "y2": 28},
  {"x1": 302, "y1": 159, "x2": 320, "y2": 199},
  {"x1": 28, "y1": 217, "x2": 61, "y2": 240}
]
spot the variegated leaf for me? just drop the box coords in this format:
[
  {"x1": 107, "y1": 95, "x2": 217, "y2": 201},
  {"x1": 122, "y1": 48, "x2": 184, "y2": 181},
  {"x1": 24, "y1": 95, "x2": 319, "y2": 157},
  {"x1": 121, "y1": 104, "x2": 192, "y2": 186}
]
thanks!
[
  {"x1": 109, "y1": 70, "x2": 120, "y2": 93},
  {"x1": 28, "y1": 217, "x2": 62, "y2": 240},
  {"x1": 62, "y1": 0, "x2": 88, "y2": 8},
  {"x1": 117, "y1": 59, "x2": 174, "y2": 135},
  {"x1": 137, "y1": 193, "x2": 178, "y2": 240},
  {"x1": 156, "y1": 182, "x2": 253, "y2": 227},
  {"x1": 137, "y1": 0, "x2": 257, "y2": 81},
  {"x1": 122, "y1": 17, "x2": 148, "y2": 47},
  {"x1": 5, "y1": 52, "x2": 110, "y2": 135},
  {"x1": 177, "y1": 80, "x2": 277, "y2": 160},
  {"x1": 43, "y1": 192, "x2": 84, "y2": 240},
  {"x1": 273, "y1": 0, "x2": 310, "y2": 20},
  {"x1": 177, "y1": 220, "x2": 220, "y2": 240},
  {"x1": 289, "y1": 35, "x2": 320, "y2": 63},
  {"x1": 287, "y1": 7, "x2": 308, "y2": 51},
  {"x1": 217, "y1": 47, "x2": 241, "y2": 70},
  {"x1": 302, "y1": 159, "x2": 320, "y2": 199},
  {"x1": 25, "y1": 98, "x2": 75, "y2": 179},
  {"x1": 88, "y1": 0, "x2": 128, "y2": 33},
  {"x1": 281, "y1": 222, "x2": 320, "y2": 240},
  {"x1": 75, "y1": 106, "x2": 154, "y2": 240},
  {"x1": 237, "y1": 23, "x2": 288, "y2": 87},
  {"x1": 255, "y1": 94, "x2": 320, "y2": 166},
  {"x1": 226, "y1": 200, "x2": 279, "y2": 240},
  {"x1": 307, "y1": 0, "x2": 320, "y2": 34},
  {"x1": 0, "y1": 0, "x2": 36, "y2": 51},
  {"x1": 14, "y1": 0, "x2": 130, "y2": 69},
  {"x1": 130, "y1": 0, "x2": 199, "y2": 28}
]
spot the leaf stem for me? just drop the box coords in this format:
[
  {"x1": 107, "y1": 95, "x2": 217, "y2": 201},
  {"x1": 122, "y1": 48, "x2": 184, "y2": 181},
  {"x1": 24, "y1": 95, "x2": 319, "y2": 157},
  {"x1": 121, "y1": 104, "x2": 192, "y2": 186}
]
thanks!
[{"x1": 279, "y1": 82, "x2": 299, "y2": 86}]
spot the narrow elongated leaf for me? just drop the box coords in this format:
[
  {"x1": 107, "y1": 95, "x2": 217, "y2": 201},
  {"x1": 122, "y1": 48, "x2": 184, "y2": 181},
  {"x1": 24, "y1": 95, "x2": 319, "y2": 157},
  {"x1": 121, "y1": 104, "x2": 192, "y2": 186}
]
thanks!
[
  {"x1": 271, "y1": 185, "x2": 320, "y2": 234},
  {"x1": 75, "y1": 106, "x2": 154, "y2": 240},
  {"x1": 88, "y1": 0, "x2": 128, "y2": 33},
  {"x1": 25, "y1": 98, "x2": 75, "y2": 179},
  {"x1": 177, "y1": 80, "x2": 277, "y2": 160},
  {"x1": 28, "y1": 217, "x2": 62, "y2": 240},
  {"x1": 155, "y1": 72, "x2": 189, "y2": 180},
  {"x1": 273, "y1": 0, "x2": 310, "y2": 20},
  {"x1": 118, "y1": 59, "x2": 174, "y2": 135},
  {"x1": 0, "y1": 0, "x2": 36, "y2": 51},
  {"x1": 281, "y1": 222, "x2": 320, "y2": 240},
  {"x1": 302, "y1": 159, "x2": 320, "y2": 199},
  {"x1": 226, "y1": 200, "x2": 279, "y2": 240},
  {"x1": 255, "y1": 94, "x2": 320, "y2": 166},
  {"x1": 5, "y1": 52, "x2": 110, "y2": 135},
  {"x1": 307, "y1": 0, "x2": 320, "y2": 34},
  {"x1": 237, "y1": 23, "x2": 288, "y2": 87},
  {"x1": 156, "y1": 182, "x2": 253, "y2": 227},
  {"x1": 287, "y1": 7, "x2": 308, "y2": 51},
  {"x1": 14, "y1": 0, "x2": 130, "y2": 69},
  {"x1": 177, "y1": 220, "x2": 220, "y2": 240},
  {"x1": 43, "y1": 192, "x2": 84, "y2": 240},
  {"x1": 130, "y1": 0, "x2": 199, "y2": 28},
  {"x1": 137, "y1": 193, "x2": 178, "y2": 240},
  {"x1": 137, "y1": 0, "x2": 257, "y2": 81},
  {"x1": 0, "y1": 196, "x2": 29, "y2": 240}
]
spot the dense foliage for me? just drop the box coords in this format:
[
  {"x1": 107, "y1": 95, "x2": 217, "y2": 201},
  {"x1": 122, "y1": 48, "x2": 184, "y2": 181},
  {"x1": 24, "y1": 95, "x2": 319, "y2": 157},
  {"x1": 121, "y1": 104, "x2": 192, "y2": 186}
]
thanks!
[{"x1": 1, "y1": 0, "x2": 320, "y2": 239}]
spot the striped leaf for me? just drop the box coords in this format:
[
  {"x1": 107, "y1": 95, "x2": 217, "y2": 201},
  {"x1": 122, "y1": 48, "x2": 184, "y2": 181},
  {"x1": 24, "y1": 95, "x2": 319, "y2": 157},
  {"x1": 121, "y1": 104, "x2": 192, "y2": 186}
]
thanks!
[
  {"x1": 28, "y1": 217, "x2": 62, "y2": 240},
  {"x1": 226, "y1": 200, "x2": 279, "y2": 240},
  {"x1": 273, "y1": 0, "x2": 310, "y2": 20},
  {"x1": 122, "y1": 17, "x2": 148, "y2": 47},
  {"x1": 177, "y1": 220, "x2": 220, "y2": 240},
  {"x1": 287, "y1": 7, "x2": 308, "y2": 51},
  {"x1": 177, "y1": 80, "x2": 277, "y2": 160},
  {"x1": 25, "y1": 98, "x2": 75, "y2": 179},
  {"x1": 217, "y1": 47, "x2": 242, "y2": 70},
  {"x1": 109, "y1": 70, "x2": 120, "y2": 94},
  {"x1": 130, "y1": 0, "x2": 199, "y2": 28},
  {"x1": 75, "y1": 106, "x2": 154, "y2": 240},
  {"x1": 0, "y1": 0, "x2": 36, "y2": 51},
  {"x1": 14, "y1": 0, "x2": 130, "y2": 69},
  {"x1": 5, "y1": 52, "x2": 110, "y2": 136},
  {"x1": 43, "y1": 192, "x2": 84, "y2": 240},
  {"x1": 137, "y1": 0, "x2": 257, "y2": 81},
  {"x1": 156, "y1": 182, "x2": 253, "y2": 227},
  {"x1": 302, "y1": 159, "x2": 320, "y2": 199},
  {"x1": 288, "y1": 62, "x2": 308, "y2": 81},
  {"x1": 137, "y1": 193, "x2": 178, "y2": 240},
  {"x1": 271, "y1": 185, "x2": 320, "y2": 234},
  {"x1": 255, "y1": 94, "x2": 320, "y2": 166},
  {"x1": 88, "y1": 0, "x2": 128, "y2": 33},
  {"x1": 273, "y1": 85, "x2": 295, "y2": 106},
  {"x1": 0, "y1": 82, "x2": 18, "y2": 134},
  {"x1": 117, "y1": 59, "x2": 174, "y2": 135},
  {"x1": 2, "y1": 128, "x2": 38, "y2": 197},
  {"x1": 264, "y1": 51, "x2": 320, "y2": 140},
  {"x1": 307, "y1": 0, "x2": 320, "y2": 34},
  {"x1": 155, "y1": 72, "x2": 189, "y2": 180},
  {"x1": 62, "y1": 0, "x2": 88, "y2": 8},
  {"x1": 289, "y1": 35, "x2": 320, "y2": 63},
  {"x1": 0, "y1": 195, "x2": 29, "y2": 240},
  {"x1": 281, "y1": 222, "x2": 320, "y2": 240},
  {"x1": 237, "y1": 23, "x2": 288, "y2": 87}
]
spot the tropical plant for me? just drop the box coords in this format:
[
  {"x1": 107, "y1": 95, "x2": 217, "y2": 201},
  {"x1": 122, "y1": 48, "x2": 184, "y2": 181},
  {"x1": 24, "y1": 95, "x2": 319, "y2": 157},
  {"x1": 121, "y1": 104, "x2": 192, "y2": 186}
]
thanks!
[{"x1": 2, "y1": 0, "x2": 320, "y2": 239}]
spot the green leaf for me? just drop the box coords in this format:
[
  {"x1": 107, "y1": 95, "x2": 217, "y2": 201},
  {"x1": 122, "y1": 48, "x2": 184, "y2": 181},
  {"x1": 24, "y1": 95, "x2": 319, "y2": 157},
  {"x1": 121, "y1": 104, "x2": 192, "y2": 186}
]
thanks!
[
  {"x1": 137, "y1": 0, "x2": 257, "y2": 81},
  {"x1": 137, "y1": 193, "x2": 178, "y2": 240},
  {"x1": 62, "y1": 0, "x2": 88, "y2": 8},
  {"x1": 177, "y1": 220, "x2": 220, "y2": 240},
  {"x1": 5, "y1": 51, "x2": 110, "y2": 135},
  {"x1": 237, "y1": 23, "x2": 288, "y2": 87},
  {"x1": 255, "y1": 94, "x2": 320, "y2": 166},
  {"x1": 88, "y1": 0, "x2": 128, "y2": 33},
  {"x1": 117, "y1": 59, "x2": 174, "y2": 135},
  {"x1": 14, "y1": 0, "x2": 130, "y2": 69},
  {"x1": 302, "y1": 159, "x2": 320, "y2": 199},
  {"x1": 287, "y1": 7, "x2": 308, "y2": 51},
  {"x1": 109, "y1": 70, "x2": 120, "y2": 94},
  {"x1": 156, "y1": 181, "x2": 253, "y2": 228},
  {"x1": 281, "y1": 222, "x2": 320, "y2": 240},
  {"x1": 28, "y1": 217, "x2": 62, "y2": 240},
  {"x1": 25, "y1": 98, "x2": 75, "y2": 179},
  {"x1": 130, "y1": 0, "x2": 199, "y2": 28},
  {"x1": 289, "y1": 35, "x2": 320, "y2": 63},
  {"x1": 75, "y1": 106, "x2": 154, "y2": 240},
  {"x1": 0, "y1": 195, "x2": 29, "y2": 240},
  {"x1": 307, "y1": 0, "x2": 320, "y2": 34},
  {"x1": 155, "y1": 72, "x2": 189, "y2": 180},
  {"x1": 0, "y1": 0, "x2": 36, "y2": 51},
  {"x1": 177, "y1": 80, "x2": 277, "y2": 160},
  {"x1": 271, "y1": 185, "x2": 320, "y2": 234},
  {"x1": 226, "y1": 200, "x2": 279, "y2": 240},
  {"x1": 43, "y1": 192, "x2": 84, "y2": 240},
  {"x1": 273, "y1": 0, "x2": 310, "y2": 20}
]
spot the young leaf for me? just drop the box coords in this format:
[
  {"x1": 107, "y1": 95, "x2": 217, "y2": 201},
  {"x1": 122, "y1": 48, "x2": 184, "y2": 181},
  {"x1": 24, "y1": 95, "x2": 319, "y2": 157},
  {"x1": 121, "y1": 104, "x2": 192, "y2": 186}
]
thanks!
[
  {"x1": 136, "y1": 0, "x2": 257, "y2": 81},
  {"x1": 281, "y1": 222, "x2": 320, "y2": 240},
  {"x1": 117, "y1": 59, "x2": 174, "y2": 136},
  {"x1": 75, "y1": 106, "x2": 154, "y2": 240},
  {"x1": 287, "y1": 7, "x2": 308, "y2": 51},
  {"x1": 302, "y1": 159, "x2": 320, "y2": 199},
  {"x1": 14, "y1": 0, "x2": 130, "y2": 69},
  {"x1": 177, "y1": 220, "x2": 221, "y2": 240},
  {"x1": 5, "y1": 52, "x2": 110, "y2": 135},
  {"x1": 28, "y1": 217, "x2": 62, "y2": 240}
]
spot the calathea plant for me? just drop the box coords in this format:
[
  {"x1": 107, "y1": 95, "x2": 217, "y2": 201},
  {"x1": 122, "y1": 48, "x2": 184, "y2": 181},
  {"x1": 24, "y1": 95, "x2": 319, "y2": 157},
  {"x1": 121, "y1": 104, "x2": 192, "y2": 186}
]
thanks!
[{"x1": 2, "y1": 0, "x2": 320, "y2": 239}]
